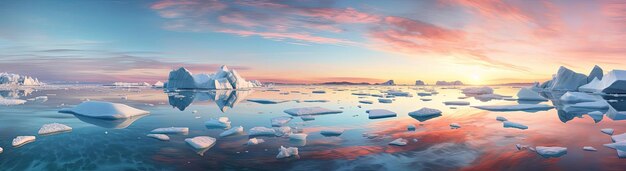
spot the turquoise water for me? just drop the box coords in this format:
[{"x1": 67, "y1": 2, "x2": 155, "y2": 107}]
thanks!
[{"x1": 0, "y1": 86, "x2": 624, "y2": 170}]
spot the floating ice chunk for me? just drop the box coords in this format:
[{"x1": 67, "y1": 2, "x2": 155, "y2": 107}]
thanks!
[
  {"x1": 604, "y1": 141, "x2": 626, "y2": 151},
  {"x1": 583, "y1": 146, "x2": 597, "y2": 151},
  {"x1": 560, "y1": 92, "x2": 601, "y2": 103},
  {"x1": 611, "y1": 133, "x2": 626, "y2": 142},
  {"x1": 247, "y1": 99, "x2": 290, "y2": 104},
  {"x1": 0, "y1": 147, "x2": 2, "y2": 153},
  {"x1": 408, "y1": 107, "x2": 442, "y2": 117},
  {"x1": 503, "y1": 121, "x2": 528, "y2": 130},
  {"x1": 312, "y1": 90, "x2": 326, "y2": 94},
  {"x1": 386, "y1": 90, "x2": 412, "y2": 97},
  {"x1": 0, "y1": 97, "x2": 27, "y2": 105},
  {"x1": 58, "y1": 101, "x2": 149, "y2": 119},
  {"x1": 284, "y1": 107, "x2": 342, "y2": 116},
  {"x1": 579, "y1": 70, "x2": 626, "y2": 94},
  {"x1": 378, "y1": 98, "x2": 393, "y2": 103},
  {"x1": 601, "y1": 128, "x2": 614, "y2": 135},
  {"x1": 246, "y1": 138, "x2": 265, "y2": 145},
  {"x1": 407, "y1": 125, "x2": 416, "y2": 131},
  {"x1": 443, "y1": 101, "x2": 470, "y2": 106},
  {"x1": 450, "y1": 123, "x2": 461, "y2": 129},
  {"x1": 205, "y1": 117, "x2": 231, "y2": 128},
  {"x1": 185, "y1": 136, "x2": 216, "y2": 149},
  {"x1": 150, "y1": 127, "x2": 189, "y2": 134},
  {"x1": 475, "y1": 94, "x2": 505, "y2": 101},
  {"x1": 417, "y1": 92, "x2": 432, "y2": 96},
  {"x1": 516, "y1": 144, "x2": 529, "y2": 150},
  {"x1": 420, "y1": 98, "x2": 432, "y2": 101},
  {"x1": 38, "y1": 123, "x2": 72, "y2": 135},
  {"x1": 289, "y1": 133, "x2": 308, "y2": 141},
  {"x1": 352, "y1": 92, "x2": 370, "y2": 96},
  {"x1": 359, "y1": 100, "x2": 373, "y2": 104},
  {"x1": 389, "y1": 138, "x2": 408, "y2": 146},
  {"x1": 544, "y1": 66, "x2": 588, "y2": 91},
  {"x1": 271, "y1": 116, "x2": 292, "y2": 127},
  {"x1": 535, "y1": 146, "x2": 567, "y2": 158},
  {"x1": 274, "y1": 126, "x2": 292, "y2": 137},
  {"x1": 472, "y1": 104, "x2": 554, "y2": 112},
  {"x1": 220, "y1": 126, "x2": 244, "y2": 137},
  {"x1": 276, "y1": 146, "x2": 299, "y2": 159},
  {"x1": 366, "y1": 109, "x2": 397, "y2": 119},
  {"x1": 300, "y1": 115, "x2": 315, "y2": 121},
  {"x1": 147, "y1": 134, "x2": 170, "y2": 141},
  {"x1": 565, "y1": 101, "x2": 609, "y2": 110},
  {"x1": 496, "y1": 116, "x2": 508, "y2": 121},
  {"x1": 303, "y1": 100, "x2": 329, "y2": 103},
  {"x1": 12, "y1": 136, "x2": 36, "y2": 147},
  {"x1": 462, "y1": 87, "x2": 493, "y2": 94},
  {"x1": 579, "y1": 77, "x2": 602, "y2": 93},
  {"x1": 248, "y1": 127, "x2": 276, "y2": 136},
  {"x1": 516, "y1": 88, "x2": 547, "y2": 101},
  {"x1": 320, "y1": 129, "x2": 344, "y2": 136}
]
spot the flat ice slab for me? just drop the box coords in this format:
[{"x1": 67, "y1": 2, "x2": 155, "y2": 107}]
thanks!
[
  {"x1": 378, "y1": 98, "x2": 393, "y2": 103},
  {"x1": 271, "y1": 116, "x2": 292, "y2": 127},
  {"x1": 248, "y1": 127, "x2": 276, "y2": 136},
  {"x1": 220, "y1": 126, "x2": 244, "y2": 137},
  {"x1": 185, "y1": 136, "x2": 216, "y2": 149},
  {"x1": 38, "y1": 123, "x2": 72, "y2": 135},
  {"x1": 472, "y1": 104, "x2": 554, "y2": 112},
  {"x1": 366, "y1": 109, "x2": 397, "y2": 119},
  {"x1": 443, "y1": 101, "x2": 470, "y2": 106},
  {"x1": 359, "y1": 100, "x2": 373, "y2": 104},
  {"x1": 503, "y1": 121, "x2": 528, "y2": 130},
  {"x1": 612, "y1": 133, "x2": 626, "y2": 142},
  {"x1": 0, "y1": 98, "x2": 27, "y2": 105},
  {"x1": 289, "y1": 133, "x2": 308, "y2": 141},
  {"x1": 147, "y1": 134, "x2": 170, "y2": 141},
  {"x1": 496, "y1": 116, "x2": 508, "y2": 121},
  {"x1": 150, "y1": 127, "x2": 189, "y2": 134},
  {"x1": 284, "y1": 107, "x2": 342, "y2": 116},
  {"x1": 205, "y1": 117, "x2": 231, "y2": 128},
  {"x1": 247, "y1": 99, "x2": 290, "y2": 104},
  {"x1": 559, "y1": 92, "x2": 600, "y2": 103},
  {"x1": 535, "y1": 146, "x2": 567, "y2": 158},
  {"x1": 389, "y1": 138, "x2": 408, "y2": 146},
  {"x1": 276, "y1": 146, "x2": 299, "y2": 159},
  {"x1": 12, "y1": 136, "x2": 36, "y2": 147},
  {"x1": 300, "y1": 115, "x2": 315, "y2": 121},
  {"x1": 320, "y1": 129, "x2": 344, "y2": 136},
  {"x1": 246, "y1": 138, "x2": 265, "y2": 145},
  {"x1": 58, "y1": 101, "x2": 149, "y2": 119},
  {"x1": 601, "y1": 128, "x2": 614, "y2": 135},
  {"x1": 583, "y1": 146, "x2": 597, "y2": 151},
  {"x1": 450, "y1": 123, "x2": 461, "y2": 129},
  {"x1": 409, "y1": 107, "x2": 442, "y2": 117}
]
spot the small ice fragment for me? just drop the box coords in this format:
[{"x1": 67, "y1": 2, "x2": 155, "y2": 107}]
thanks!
[
  {"x1": 271, "y1": 116, "x2": 292, "y2": 127},
  {"x1": 246, "y1": 138, "x2": 265, "y2": 145},
  {"x1": 300, "y1": 115, "x2": 315, "y2": 121},
  {"x1": 496, "y1": 116, "x2": 508, "y2": 121},
  {"x1": 389, "y1": 138, "x2": 408, "y2": 146},
  {"x1": 274, "y1": 126, "x2": 292, "y2": 137},
  {"x1": 366, "y1": 109, "x2": 397, "y2": 119},
  {"x1": 409, "y1": 107, "x2": 442, "y2": 117},
  {"x1": 150, "y1": 127, "x2": 189, "y2": 134},
  {"x1": 604, "y1": 141, "x2": 626, "y2": 151},
  {"x1": 147, "y1": 134, "x2": 170, "y2": 141},
  {"x1": 192, "y1": 110, "x2": 198, "y2": 114},
  {"x1": 219, "y1": 126, "x2": 244, "y2": 137},
  {"x1": 443, "y1": 101, "x2": 470, "y2": 106},
  {"x1": 205, "y1": 117, "x2": 231, "y2": 128},
  {"x1": 450, "y1": 123, "x2": 461, "y2": 129},
  {"x1": 185, "y1": 136, "x2": 216, "y2": 149},
  {"x1": 321, "y1": 129, "x2": 344, "y2": 136},
  {"x1": 276, "y1": 146, "x2": 299, "y2": 159},
  {"x1": 407, "y1": 125, "x2": 416, "y2": 131},
  {"x1": 58, "y1": 101, "x2": 149, "y2": 119},
  {"x1": 535, "y1": 146, "x2": 567, "y2": 158},
  {"x1": 359, "y1": 100, "x2": 373, "y2": 104},
  {"x1": 247, "y1": 98, "x2": 290, "y2": 104},
  {"x1": 38, "y1": 123, "x2": 72, "y2": 135},
  {"x1": 289, "y1": 133, "x2": 308, "y2": 141},
  {"x1": 503, "y1": 121, "x2": 528, "y2": 130},
  {"x1": 601, "y1": 128, "x2": 614, "y2": 135},
  {"x1": 12, "y1": 136, "x2": 36, "y2": 147},
  {"x1": 583, "y1": 146, "x2": 597, "y2": 151},
  {"x1": 248, "y1": 127, "x2": 276, "y2": 136}
]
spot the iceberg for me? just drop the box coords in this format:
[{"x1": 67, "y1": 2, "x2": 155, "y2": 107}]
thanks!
[
  {"x1": 415, "y1": 80, "x2": 425, "y2": 86},
  {"x1": 289, "y1": 133, "x2": 308, "y2": 141},
  {"x1": 503, "y1": 121, "x2": 528, "y2": 130},
  {"x1": 543, "y1": 66, "x2": 588, "y2": 91},
  {"x1": 559, "y1": 92, "x2": 601, "y2": 103},
  {"x1": 472, "y1": 104, "x2": 554, "y2": 112},
  {"x1": 284, "y1": 107, "x2": 342, "y2": 116},
  {"x1": 604, "y1": 141, "x2": 626, "y2": 151},
  {"x1": 579, "y1": 77, "x2": 602, "y2": 93},
  {"x1": 205, "y1": 117, "x2": 231, "y2": 128},
  {"x1": 516, "y1": 88, "x2": 547, "y2": 101},
  {"x1": 588, "y1": 65, "x2": 603, "y2": 82},
  {"x1": 12, "y1": 136, "x2": 36, "y2": 147},
  {"x1": 147, "y1": 134, "x2": 170, "y2": 141},
  {"x1": 150, "y1": 127, "x2": 189, "y2": 134},
  {"x1": 535, "y1": 146, "x2": 567, "y2": 158},
  {"x1": 564, "y1": 101, "x2": 609, "y2": 110},
  {"x1": 0, "y1": 73, "x2": 41, "y2": 86},
  {"x1": 246, "y1": 138, "x2": 265, "y2": 145},
  {"x1": 409, "y1": 108, "x2": 442, "y2": 117},
  {"x1": 185, "y1": 136, "x2": 216, "y2": 149},
  {"x1": 153, "y1": 81, "x2": 164, "y2": 88},
  {"x1": 601, "y1": 128, "x2": 614, "y2": 135},
  {"x1": 219, "y1": 126, "x2": 244, "y2": 137},
  {"x1": 443, "y1": 101, "x2": 470, "y2": 106},
  {"x1": 247, "y1": 98, "x2": 290, "y2": 104},
  {"x1": 38, "y1": 123, "x2": 72, "y2": 135},
  {"x1": 320, "y1": 129, "x2": 344, "y2": 136},
  {"x1": 461, "y1": 87, "x2": 493, "y2": 94},
  {"x1": 274, "y1": 126, "x2": 292, "y2": 137},
  {"x1": 276, "y1": 146, "x2": 299, "y2": 159},
  {"x1": 579, "y1": 70, "x2": 626, "y2": 94},
  {"x1": 366, "y1": 109, "x2": 397, "y2": 119},
  {"x1": 165, "y1": 65, "x2": 258, "y2": 90},
  {"x1": 389, "y1": 138, "x2": 408, "y2": 146},
  {"x1": 271, "y1": 116, "x2": 292, "y2": 127},
  {"x1": 386, "y1": 90, "x2": 412, "y2": 97},
  {"x1": 248, "y1": 127, "x2": 276, "y2": 136},
  {"x1": 379, "y1": 80, "x2": 395, "y2": 86},
  {"x1": 58, "y1": 101, "x2": 149, "y2": 119}
]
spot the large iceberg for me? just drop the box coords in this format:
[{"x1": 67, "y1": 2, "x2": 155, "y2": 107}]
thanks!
[
  {"x1": 379, "y1": 80, "x2": 395, "y2": 85},
  {"x1": 588, "y1": 65, "x2": 603, "y2": 82},
  {"x1": 165, "y1": 65, "x2": 259, "y2": 90},
  {"x1": 0, "y1": 73, "x2": 41, "y2": 86},
  {"x1": 415, "y1": 80, "x2": 425, "y2": 86},
  {"x1": 540, "y1": 66, "x2": 588, "y2": 91},
  {"x1": 59, "y1": 101, "x2": 150, "y2": 119},
  {"x1": 578, "y1": 70, "x2": 626, "y2": 94},
  {"x1": 516, "y1": 88, "x2": 547, "y2": 101}
]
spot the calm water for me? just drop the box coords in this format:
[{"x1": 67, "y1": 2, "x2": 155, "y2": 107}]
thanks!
[{"x1": 0, "y1": 85, "x2": 624, "y2": 171}]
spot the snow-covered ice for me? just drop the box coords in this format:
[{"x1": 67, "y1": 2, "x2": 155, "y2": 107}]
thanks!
[
  {"x1": 284, "y1": 107, "x2": 342, "y2": 116},
  {"x1": 150, "y1": 127, "x2": 189, "y2": 134},
  {"x1": 38, "y1": 123, "x2": 72, "y2": 135},
  {"x1": 220, "y1": 126, "x2": 244, "y2": 137},
  {"x1": 248, "y1": 127, "x2": 276, "y2": 136},
  {"x1": 246, "y1": 138, "x2": 265, "y2": 145},
  {"x1": 271, "y1": 116, "x2": 292, "y2": 127},
  {"x1": 409, "y1": 107, "x2": 442, "y2": 117},
  {"x1": 276, "y1": 146, "x2": 299, "y2": 159},
  {"x1": 472, "y1": 104, "x2": 554, "y2": 112},
  {"x1": 12, "y1": 136, "x2": 36, "y2": 147},
  {"x1": 601, "y1": 128, "x2": 614, "y2": 135},
  {"x1": 583, "y1": 146, "x2": 597, "y2": 151},
  {"x1": 389, "y1": 138, "x2": 408, "y2": 146},
  {"x1": 0, "y1": 97, "x2": 27, "y2": 105},
  {"x1": 289, "y1": 133, "x2": 308, "y2": 141},
  {"x1": 320, "y1": 129, "x2": 344, "y2": 136},
  {"x1": 535, "y1": 146, "x2": 567, "y2": 158},
  {"x1": 147, "y1": 134, "x2": 170, "y2": 141},
  {"x1": 205, "y1": 117, "x2": 231, "y2": 128},
  {"x1": 185, "y1": 136, "x2": 216, "y2": 149},
  {"x1": 503, "y1": 121, "x2": 528, "y2": 130},
  {"x1": 443, "y1": 101, "x2": 470, "y2": 106},
  {"x1": 366, "y1": 109, "x2": 397, "y2": 119},
  {"x1": 273, "y1": 126, "x2": 292, "y2": 137},
  {"x1": 58, "y1": 101, "x2": 149, "y2": 119}
]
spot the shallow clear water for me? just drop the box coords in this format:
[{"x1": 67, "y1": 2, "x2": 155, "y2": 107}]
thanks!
[{"x1": 0, "y1": 85, "x2": 625, "y2": 170}]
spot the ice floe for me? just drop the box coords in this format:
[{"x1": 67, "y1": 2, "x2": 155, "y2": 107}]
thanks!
[
  {"x1": 271, "y1": 116, "x2": 292, "y2": 127},
  {"x1": 503, "y1": 121, "x2": 528, "y2": 130},
  {"x1": 0, "y1": 97, "x2": 27, "y2": 105},
  {"x1": 366, "y1": 109, "x2": 397, "y2": 119},
  {"x1": 289, "y1": 133, "x2": 308, "y2": 141},
  {"x1": 583, "y1": 146, "x2": 597, "y2": 151},
  {"x1": 321, "y1": 129, "x2": 344, "y2": 136},
  {"x1": 378, "y1": 98, "x2": 393, "y2": 103},
  {"x1": 248, "y1": 127, "x2": 276, "y2": 136},
  {"x1": 409, "y1": 107, "x2": 442, "y2": 117},
  {"x1": 359, "y1": 100, "x2": 373, "y2": 104},
  {"x1": 58, "y1": 101, "x2": 149, "y2": 119},
  {"x1": 274, "y1": 126, "x2": 292, "y2": 137},
  {"x1": 472, "y1": 104, "x2": 554, "y2": 112},
  {"x1": 284, "y1": 107, "x2": 342, "y2": 116},
  {"x1": 496, "y1": 116, "x2": 508, "y2": 121},
  {"x1": 147, "y1": 134, "x2": 170, "y2": 141},
  {"x1": 150, "y1": 127, "x2": 189, "y2": 134},
  {"x1": 461, "y1": 87, "x2": 493, "y2": 95},
  {"x1": 38, "y1": 123, "x2": 72, "y2": 135},
  {"x1": 516, "y1": 88, "x2": 547, "y2": 101},
  {"x1": 312, "y1": 90, "x2": 326, "y2": 94},
  {"x1": 601, "y1": 128, "x2": 614, "y2": 135},
  {"x1": 185, "y1": 136, "x2": 216, "y2": 149},
  {"x1": 205, "y1": 117, "x2": 231, "y2": 128},
  {"x1": 247, "y1": 99, "x2": 290, "y2": 104},
  {"x1": 535, "y1": 146, "x2": 567, "y2": 158},
  {"x1": 578, "y1": 70, "x2": 626, "y2": 94},
  {"x1": 302, "y1": 100, "x2": 329, "y2": 103},
  {"x1": 300, "y1": 115, "x2": 315, "y2": 121},
  {"x1": 389, "y1": 138, "x2": 408, "y2": 146},
  {"x1": 276, "y1": 146, "x2": 299, "y2": 159},
  {"x1": 246, "y1": 138, "x2": 265, "y2": 145},
  {"x1": 220, "y1": 126, "x2": 244, "y2": 137},
  {"x1": 443, "y1": 101, "x2": 470, "y2": 106},
  {"x1": 12, "y1": 136, "x2": 36, "y2": 147}
]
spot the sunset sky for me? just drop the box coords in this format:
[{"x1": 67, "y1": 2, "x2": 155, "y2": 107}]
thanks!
[{"x1": 1, "y1": 0, "x2": 626, "y2": 85}]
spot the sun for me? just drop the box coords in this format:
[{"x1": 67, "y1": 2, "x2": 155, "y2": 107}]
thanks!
[{"x1": 470, "y1": 74, "x2": 482, "y2": 85}]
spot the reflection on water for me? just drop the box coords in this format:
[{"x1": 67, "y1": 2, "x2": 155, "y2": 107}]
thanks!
[
  {"x1": 167, "y1": 90, "x2": 252, "y2": 112},
  {"x1": 73, "y1": 114, "x2": 148, "y2": 129},
  {"x1": 0, "y1": 89, "x2": 34, "y2": 98}
]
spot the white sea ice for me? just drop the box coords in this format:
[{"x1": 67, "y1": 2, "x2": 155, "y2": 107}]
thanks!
[
  {"x1": 246, "y1": 138, "x2": 265, "y2": 145},
  {"x1": 535, "y1": 146, "x2": 567, "y2": 158},
  {"x1": 284, "y1": 107, "x2": 342, "y2": 116},
  {"x1": 58, "y1": 101, "x2": 149, "y2": 119},
  {"x1": 12, "y1": 136, "x2": 36, "y2": 147},
  {"x1": 389, "y1": 138, "x2": 408, "y2": 146},
  {"x1": 185, "y1": 136, "x2": 216, "y2": 149},
  {"x1": 409, "y1": 107, "x2": 442, "y2": 117},
  {"x1": 366, "y1": 109, "x2": 397, "y2": 119},
  {"x1": 220, "y1": 126, "x2": 244, "y2": 137},
  {"x1": 271, "y1": 116, "x2": 292, "y2": 127},
  {"x1": 150, "y1": 127, "x2": 189, "y2": 134},
  {"x1": 289, "y1": 133, "x2": 308, "y2": 141},
  {"x1": 38, "y1": 123, "x2": 72, "y2": 135},
  {"x1": 516, "y1": 88, "x2": 547, "y2": 101},
  {"x1": 276, "y1": 146, "x2": 299, "y2": 159},
  {"x1": 147, "y1": 134, "x2": 170, "y2": 141},
  {"x1": 274, "y1": 126, "x2": 292, "y2": 137},
  {"x1": 248, "y1": 127, "x2": 276, "y2": 136},
  {"x1": 472, "y1": 104, "x2": 554, "y2": 112}
]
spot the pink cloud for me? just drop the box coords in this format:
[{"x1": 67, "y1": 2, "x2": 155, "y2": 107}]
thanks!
[{"x1": 218, "y1": 29, "x2": 352, "y2": 44}]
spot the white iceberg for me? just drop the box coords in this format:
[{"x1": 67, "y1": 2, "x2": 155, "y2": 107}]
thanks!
[
  {"x1": 443, "y1": 101, "x2": 470, "y2": 106},
  {"x1": 147, "y1": 134, "x2": 170, "y2": 141},
  {"x1": 271, "y1": 116, "x2": 292, "y2": 127},
  {"x1": 579, "y1": 78, "x2": 602, "y2": 93},
  {"x1": 601, "y1": 128, "x2": 614, "y2": 135},
  {"x1": 559, "y1": 92, "x2": 601, "y2": 103},
  {"x1": 409, "y1": 108, "x2": 442, "y2": 117},
  {"x1": 205, "y1": 117, "x2": 231, "y2": 128},
  {"x1": 516, "y1": 88, "x2": 547, "y2": 101},
  {"x1": 166, "y1": 66, "x2": 258, "y2": 90},
  {"x1": 312, "y1": 90, "x2": 326, "y2": 94},
  {"x1": 612, "y1": 133, "x2": 626, "y2": 142},
  {"x1": 378, "y1": 98, "x2": 393, "y2": 103},
  {"x1": 366, "y1": 109, "x2": 397, "y2": 119},
  {"x1": 0, "y1": 73, "x2": 41, "y2": 86},
  {"x1": 153, "y1": 81, "x2": 164, "y2": 88},
  {"x1": 246, "y1": 138, "x2": 265, "y2": 145},
  {"x1": 274, "y1": 126, "x2": 292, "y2": 137},
  {"x1": 247, "y1": 99, "x2": 290, "y2": 104},
  {"x1": 535, "y1": 146, "x2": 567, "y2": 158},
  {"x1": 472, "y1": 104, "x2": 554, "y2": 111},
  {"x1": 543, "y1": 66, "x2": 588, "y2": 91},
  {"x1": 389, "y1": 138, "x2": 408, "y2": 146},
  {"x1": 185, "y1": 136, "x2": 216, "y2": 149},
  {"x1": 220, "y1": 126, "x2": 244, "y2": 137},
  {"x1": 578, "y1": 70, "x2": 626, "y2": 94},
  {"x1": 289, "y1": 133, "x2": 308, "y2": 141},
  {"x1": 320, "y1": 129, "x2": 344, "y2": 136},
  {"x1": 503, "y1": 121, "x2": 528, "y2": 130},
  {"x1": 284, "y1": 107, "x2": 342, "y2": 116},
  {"x1": 38, "y1": 123, "x2": 72, "y2": 135},
  {"x1": 604, "y1": 141, "x2": 626, "y2": 151},
  {"x1": 248, "y1": 127, "x2": 276, "y2": 136},
  {"x1": 150, "y1": 127, "x2": 189, "y2": 134},
  {"x1": 461, "y1": 87, "x2": 493, "y2": 94},
  {"x1": 12, "y1": 136, "x2": 36, "y2": 147},
  {"x1": 58, "y1": 101, "x2": 149, "y2": 119},
  {"x1": 276, "y1": 146, "x2": 299, "y2": 159}
]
